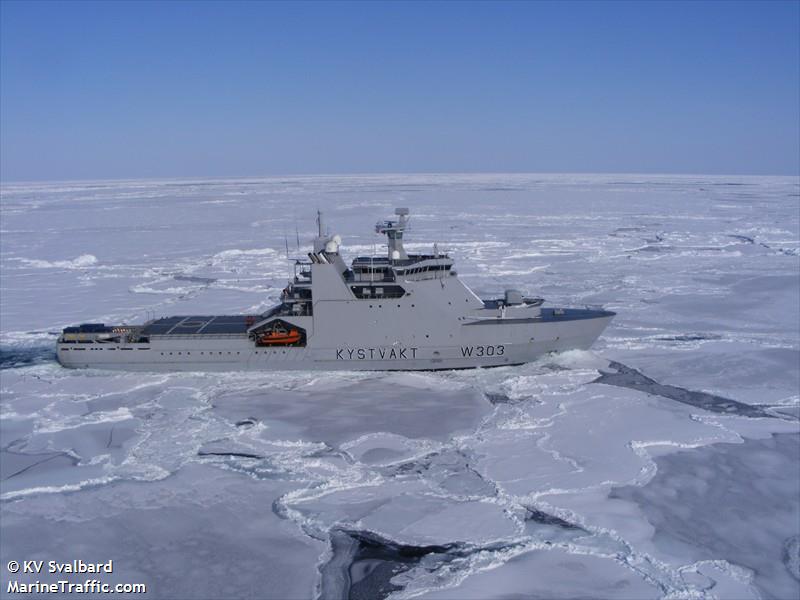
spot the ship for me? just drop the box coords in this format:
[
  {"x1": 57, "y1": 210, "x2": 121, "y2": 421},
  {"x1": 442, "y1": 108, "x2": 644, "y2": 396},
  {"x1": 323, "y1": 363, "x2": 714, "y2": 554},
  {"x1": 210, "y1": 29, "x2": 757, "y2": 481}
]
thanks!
[{"x1": 56, "y1": 208, "x2": 615, "y2": 371}]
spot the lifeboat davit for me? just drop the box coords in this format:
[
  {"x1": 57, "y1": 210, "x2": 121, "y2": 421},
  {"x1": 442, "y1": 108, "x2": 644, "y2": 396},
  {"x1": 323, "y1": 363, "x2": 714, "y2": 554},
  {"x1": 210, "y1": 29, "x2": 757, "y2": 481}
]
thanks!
[{"x1": 259, "y1": 328, "x2": 301, "y2": 346}]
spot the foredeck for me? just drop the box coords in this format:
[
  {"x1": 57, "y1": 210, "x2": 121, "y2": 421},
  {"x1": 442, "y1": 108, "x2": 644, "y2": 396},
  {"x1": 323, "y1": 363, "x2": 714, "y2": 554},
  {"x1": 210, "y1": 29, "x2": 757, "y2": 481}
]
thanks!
[{"x1": 465, "y1": 308, "x2": 616, "y2": 325}]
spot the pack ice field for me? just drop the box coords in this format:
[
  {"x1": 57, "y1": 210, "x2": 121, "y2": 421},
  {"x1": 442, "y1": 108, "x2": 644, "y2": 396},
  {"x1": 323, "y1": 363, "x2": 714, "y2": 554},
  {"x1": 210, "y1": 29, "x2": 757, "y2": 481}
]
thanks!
[{"x1": 1, "y1": 174, "x2": 798, "y2": 599}]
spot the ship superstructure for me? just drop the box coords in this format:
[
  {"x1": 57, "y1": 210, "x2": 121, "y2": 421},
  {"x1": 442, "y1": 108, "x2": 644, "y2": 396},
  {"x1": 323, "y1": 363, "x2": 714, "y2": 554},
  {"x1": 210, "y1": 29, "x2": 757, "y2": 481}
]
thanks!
[{"x1": 57, "y1": 209, "x2": 614, "y2": 371}]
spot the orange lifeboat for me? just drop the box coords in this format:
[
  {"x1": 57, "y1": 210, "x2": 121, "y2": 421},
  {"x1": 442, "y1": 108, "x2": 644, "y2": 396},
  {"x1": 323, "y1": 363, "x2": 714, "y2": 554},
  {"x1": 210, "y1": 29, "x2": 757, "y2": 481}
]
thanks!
[{"x1": 259, "y1": 327, "x2": 301, "y2": 346}]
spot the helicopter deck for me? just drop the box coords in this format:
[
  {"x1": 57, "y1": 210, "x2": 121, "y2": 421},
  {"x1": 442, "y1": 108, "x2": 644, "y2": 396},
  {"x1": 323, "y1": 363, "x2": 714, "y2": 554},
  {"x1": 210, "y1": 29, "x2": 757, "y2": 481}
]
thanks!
[{"x1": 141, "y1": 315, "x2": 255, "y2": 336}]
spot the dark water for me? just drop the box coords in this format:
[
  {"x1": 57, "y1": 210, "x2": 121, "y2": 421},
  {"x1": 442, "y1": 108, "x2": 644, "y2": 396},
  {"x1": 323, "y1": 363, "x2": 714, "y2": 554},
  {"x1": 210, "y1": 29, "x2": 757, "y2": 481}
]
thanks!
[
  {"x1": 320, "y1": 529, "x2": 458, "y2": 600},
  {"x1": 593, "y1": 361, "x2": 778, "y2": 419},
  {"x1": 0, "y1": 346, "x2": 56, "y2": 370}
]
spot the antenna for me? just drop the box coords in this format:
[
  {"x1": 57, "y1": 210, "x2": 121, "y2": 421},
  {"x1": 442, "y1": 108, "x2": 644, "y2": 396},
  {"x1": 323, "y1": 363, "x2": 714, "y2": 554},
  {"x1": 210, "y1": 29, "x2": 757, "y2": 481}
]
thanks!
[{"x1": 295, "y1": 223, "x2": 300, "y2": 250}]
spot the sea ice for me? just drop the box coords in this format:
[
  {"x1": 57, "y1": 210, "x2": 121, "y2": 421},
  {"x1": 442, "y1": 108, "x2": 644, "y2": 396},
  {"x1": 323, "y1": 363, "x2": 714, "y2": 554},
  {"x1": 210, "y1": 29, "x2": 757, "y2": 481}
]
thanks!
[{"x1": 1, "y1": 174, "x2": 797, "y2": 598}]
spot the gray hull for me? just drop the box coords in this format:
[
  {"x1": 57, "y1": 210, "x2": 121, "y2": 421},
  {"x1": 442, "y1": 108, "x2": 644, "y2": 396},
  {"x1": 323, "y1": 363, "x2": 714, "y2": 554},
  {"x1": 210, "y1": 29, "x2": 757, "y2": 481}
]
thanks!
[{"x1": 57, "y1": 310, "x2": 614, "y2": 372}]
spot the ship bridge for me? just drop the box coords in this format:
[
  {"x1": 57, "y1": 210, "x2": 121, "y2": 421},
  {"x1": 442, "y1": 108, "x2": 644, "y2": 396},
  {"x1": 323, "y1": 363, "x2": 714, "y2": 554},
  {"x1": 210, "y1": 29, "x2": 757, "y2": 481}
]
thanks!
[
  {"x1": 350, "y1": 254, "x2": 453, "y2": 283},
  {"x1": 351, "y1": 208, "x2": 455, "y2": 282}
]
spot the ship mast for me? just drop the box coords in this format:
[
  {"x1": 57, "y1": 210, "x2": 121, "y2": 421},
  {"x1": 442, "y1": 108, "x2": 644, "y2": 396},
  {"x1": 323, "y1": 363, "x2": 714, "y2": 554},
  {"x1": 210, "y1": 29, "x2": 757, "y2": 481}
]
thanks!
[
  {"x1": 375, "y1": 207, "x2": 409, "y2": 261},
  {"x1": 316, "y1": 210, "x2": 324, "y2": 238}
]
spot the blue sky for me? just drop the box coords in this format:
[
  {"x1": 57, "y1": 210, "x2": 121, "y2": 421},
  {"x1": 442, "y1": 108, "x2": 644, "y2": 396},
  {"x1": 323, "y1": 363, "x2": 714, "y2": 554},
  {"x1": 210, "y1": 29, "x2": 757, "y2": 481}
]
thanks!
[{"x1": 1, "y1": 0, "x2": 798, "y2": 181}]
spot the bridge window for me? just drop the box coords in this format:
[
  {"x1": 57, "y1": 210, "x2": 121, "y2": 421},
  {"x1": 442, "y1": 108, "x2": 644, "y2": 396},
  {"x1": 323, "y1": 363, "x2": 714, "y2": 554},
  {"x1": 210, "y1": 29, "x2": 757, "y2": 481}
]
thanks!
[{"x1": 351, "y1": 285, "x2": 406, "y2": 299}]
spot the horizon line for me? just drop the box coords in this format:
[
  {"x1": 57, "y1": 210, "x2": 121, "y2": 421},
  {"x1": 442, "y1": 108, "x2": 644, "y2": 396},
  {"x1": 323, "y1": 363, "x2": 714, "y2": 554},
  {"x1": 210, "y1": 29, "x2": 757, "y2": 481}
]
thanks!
[{"x1": 2, "y1": 170, "x2": 799, "y2": 187}]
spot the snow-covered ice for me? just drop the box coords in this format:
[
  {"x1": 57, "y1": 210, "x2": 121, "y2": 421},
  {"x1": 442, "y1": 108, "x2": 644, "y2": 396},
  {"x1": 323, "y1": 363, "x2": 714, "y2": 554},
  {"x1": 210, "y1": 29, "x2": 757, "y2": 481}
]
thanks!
[{"x1": 1, "y1": 173, "x2": 798, "y2": 599}]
